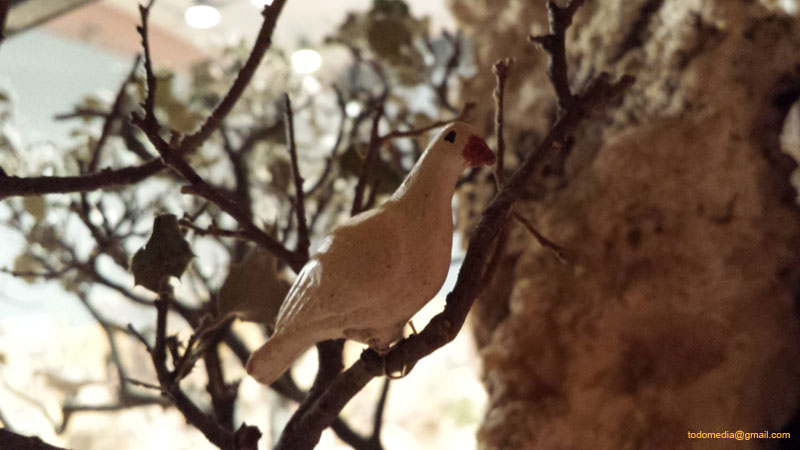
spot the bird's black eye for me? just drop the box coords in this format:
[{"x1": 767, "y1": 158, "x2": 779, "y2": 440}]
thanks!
[{"x1": 444, "y1": 131, "x2": 456, "y2": 143}]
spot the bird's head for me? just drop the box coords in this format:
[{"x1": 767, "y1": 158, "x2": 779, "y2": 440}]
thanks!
[{"x1": 434, "y1": 122, "x2": 496, "y2": 168}]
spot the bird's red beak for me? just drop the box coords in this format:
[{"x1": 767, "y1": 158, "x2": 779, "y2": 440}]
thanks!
[{"x1": 463, "y1": 135, "x2": 496, "y2": 167}]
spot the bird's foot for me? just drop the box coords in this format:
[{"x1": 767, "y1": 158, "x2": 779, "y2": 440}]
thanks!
[
  {"x1": 370, "y1": 343, "x2": 409, "y2": 379},
  {"x1": 381, "y1": 353, "x2": 409, "y2": 380}
]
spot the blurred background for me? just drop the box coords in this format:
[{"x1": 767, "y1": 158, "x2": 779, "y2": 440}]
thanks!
[{"x1": 8, "y1": 1, "x2": 800, "y2": 450}]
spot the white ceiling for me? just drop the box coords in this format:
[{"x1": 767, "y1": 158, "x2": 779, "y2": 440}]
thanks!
[{"x1": 35, "y1": 0, "x2": 456, "y2": 68}]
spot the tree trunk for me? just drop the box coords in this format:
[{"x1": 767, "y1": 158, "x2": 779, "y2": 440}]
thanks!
[{"x1": 454, "y1": 1, "x2": 800, "y2": 449}]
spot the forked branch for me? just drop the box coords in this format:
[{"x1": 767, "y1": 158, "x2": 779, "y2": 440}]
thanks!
[{"x1": 274, "y1": 1, "x2": 634, "y2": 447}]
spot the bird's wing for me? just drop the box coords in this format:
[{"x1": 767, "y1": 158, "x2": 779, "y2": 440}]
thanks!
[{"x1": 274, "y1": 207, "x2": 406, "y2": 334}]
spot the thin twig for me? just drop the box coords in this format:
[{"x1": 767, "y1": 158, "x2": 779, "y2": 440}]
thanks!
[
  {"x1": 134, "y1": 0, "x2": 304, "y2": 273},
  {"x1": 139, "y1": 109, "x2": 303, "y2": 270},
  {"x1": 306, "y1": 85, "x2": 347, "y2": 196},
  {"x1": 203, "y1": 345, "x2": 237, "y2": 431},
  {"x1": 137, "y1": 1, "x2": 157, "y2": 124},
  {"x1": 493, "y1": 58, "x2": 513, "y2": 189},
  {"x1": 278, "y1": 74, "x2": 633, "y2": 450},
  {"x1": 126, "y1": 378, "x2": 163, "y2": 391},
  {"x1": 490, "y1": 58, "x2": 566, "y2": 261},
  {"x1": 3, "y1": 202, "x2": 177, "y2": 435},
  {"x1": 127, "y1": 324, "x2": 152, "y2": 352},
  {"x1": 178, "y1": 218, "x2": 250, "y2": 240},
  {"x1": 54, "y1": 108, "x2": 109, "y2": 121},
  {"x1": 378, "y1": 102, "x2": 475, "y2": 145},
  {"x1": 434, "y1": 30, "x2": 462, "y2": 113},
  {"x1": 236, "y1": 120, "x2": 284, "y2": 155},
  {"x1": 368, "y1": 379, "x2": 391, "y2": 447},
  {"x1": 512, "y1": 211, "x2": 567, "y2": 263},
  {"x1": 220, "y1": 125, "x2": 253, "y2": 214},
  {"x1": 73, "y1": 194, "x2": 129, "y2": 269},
  {"x1": 363, "y1": 178, "x2": 380, "y2": 212},
  {"x1": 87, "y1": 55, "x2": 141, "y2": 172},
  {"x1": 351, "y1": 104, "x2": 384, "y2": 216},
  {"x1": 0, "y1": 0, "x2": 9, "y2": 47},
  {"x1": 273, "y1": 0, "x2": 634, "y2": 445},
  {"x1": 528, "y1": 0, "x2": 586, "y2": 112},
  {"x1": 148, "y1": 289, "x2": 236, "y2": 448},
  {"x1": 283, "y1": 94, "x2": 310, "y2": 258},
  {"x1": 1, "y1": 265, "x2": 77, "y2": 280},
  {"x1": 0, "y1": 0, "x2": 291, "y2": 198},
  {"x1": 180, "y1": 0, "x2": 288, "y2": 152}
]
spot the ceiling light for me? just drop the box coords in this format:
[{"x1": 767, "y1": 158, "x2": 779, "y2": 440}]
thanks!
[
  {"x1": 345, "y1": 101, "x2": 362, "y2": 118},
  {"x1": 302, "y1": 76, "x2": 322, "y2": 94},
  {"x1": 291, "y1": 49, "x2": 322, "y2": 74},
  {"x1": 185, "y1": 2, "x2": 221, "y2": 29}
]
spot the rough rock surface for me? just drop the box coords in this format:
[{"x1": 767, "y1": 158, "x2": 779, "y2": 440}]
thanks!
[{"x1": 453, "y1": 1, "x2": 800, "y2": 449}]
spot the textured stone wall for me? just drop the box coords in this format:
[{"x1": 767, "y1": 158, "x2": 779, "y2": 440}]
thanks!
[{"x1": 453, "y1": 1, "x2": 800, "y2": 448}]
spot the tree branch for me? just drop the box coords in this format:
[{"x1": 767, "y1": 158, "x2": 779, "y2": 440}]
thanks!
[
  {"x1": 178, "y1": 218, "x2": 250, "y2": 241},
  {"x1": 137, "y1": 1, "x2": 157, "y2": 123},
  {"x1": 432, "y1": 30, "x2": 463, "y2": 113},
  {"x1": 0, "y1": 430, "x2": 68, "y2": 450},
  {"x1": 0, "y1": 0, "x2": 289, "y2": 200},
  {"x1": 180, "y1": 0, "x2": 288, "y2": 152},
  {"x1": 134, "y1": 0, "x2": 304, "y2": 273},
  {"x1": 274, "y1": 0, "x2": 634, "y2": 445},
  {"x1": 377, "y1": 102, "x2": 474, "y2": 146},
  {"x1": 283, "y1": 94, "x2": 310, "y2": 259},
  {"x1": 148, "y1": 289, "x2": 255, "y2": 449},
  {"x1": 368, "y1": 378, "x2": 390, "y2": 448},
  {"x1": 87, "y1": 55, "x2": 140, "y2": 172},
  {"x1": 528, "y1": 0, "x2": 585, "y2": 112},
  {"x1": 351, "y1": 104, "x2": 384, "y2": 216},
  {"x1": 63, "y1": 294, "x2": 169, "y2": 432},
  {"x1": 512, "y1": 210, "x2": 567, "y2": 263},
  {"x1": 0, "y1": 158, "x2": 165, "y2": 198},
  {"x1": 306, "y1": 85, "x2": 347, "y2": 196},
  {"x1": 492, "y1": 58, "x2": 513, "y2": 188},
  {"x1": 0, "y1": 0, "x2": 9, "y2": 48}
]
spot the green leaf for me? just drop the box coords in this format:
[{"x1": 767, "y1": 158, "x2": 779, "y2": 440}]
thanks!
[
  {"x1": 218, "y1": 249, "x2": 289, "y2": 331},
  {"x1": 131, "y1": 214, "x2": 194, "y2": 293}
]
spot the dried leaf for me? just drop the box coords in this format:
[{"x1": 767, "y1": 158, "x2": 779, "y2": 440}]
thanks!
[
  {"x1": 367, "y1": 17, "x2": 412, "y2": 60},
  {"x1": 23, "y1": 196, "x2": 46, "y2": 223},
  {"x1": 218, "y1": 249, "x2": 290, "y2": 331},
  {"x1": 165, "y1": 102, "x2": 203, "y2": 133},
  {"x1": 269, "y1": 157, "x2": 293, "y2": 191},
  {"x1": 131, "y1": 214, "x2": 194, "y2": 292},
  {"x1": 13, "y1": 253, "x2": 39, "y2": 283},
  {"x1": 372, "y1": 0, "x2": 410, "y2": 16},
  {"x1": 340, "y1": 145, "x2": 403, "y2": 195}
]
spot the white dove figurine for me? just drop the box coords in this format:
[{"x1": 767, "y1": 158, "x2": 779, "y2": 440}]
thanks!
[{"x1": 246, "y1": 121, "x2": 495, "y2": 385}]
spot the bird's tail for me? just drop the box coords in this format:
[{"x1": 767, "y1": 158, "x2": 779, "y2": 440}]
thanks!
[{"x1": 246, "y1": 329, "x2": 318, "y2": 386}]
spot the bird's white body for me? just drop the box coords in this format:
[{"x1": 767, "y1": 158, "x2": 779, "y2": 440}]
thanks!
[{"x1": 247, "y1": 122, "x2": 494, "y2": 385}]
